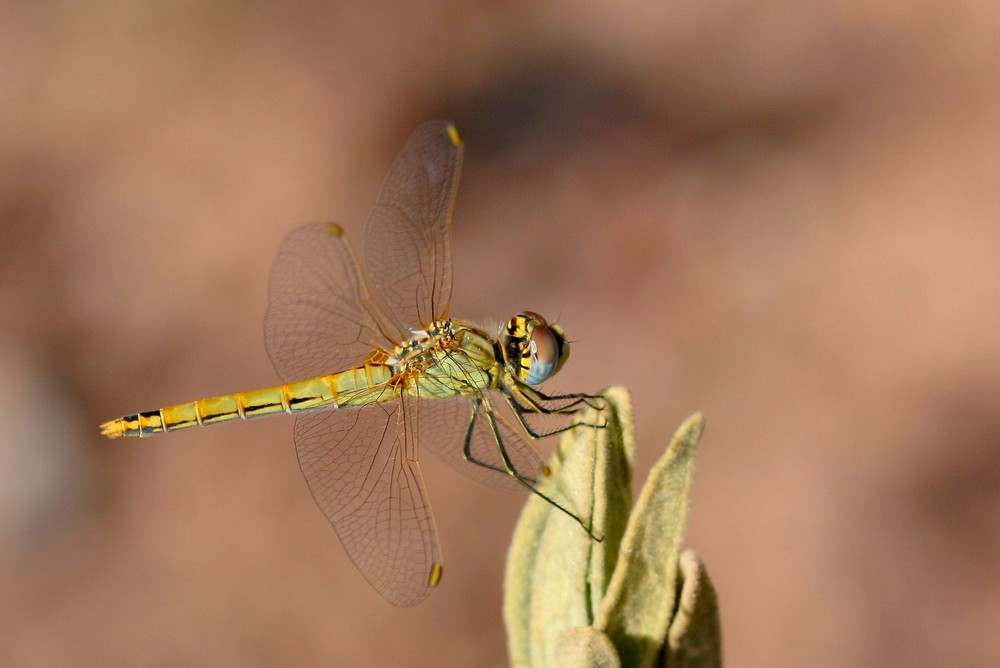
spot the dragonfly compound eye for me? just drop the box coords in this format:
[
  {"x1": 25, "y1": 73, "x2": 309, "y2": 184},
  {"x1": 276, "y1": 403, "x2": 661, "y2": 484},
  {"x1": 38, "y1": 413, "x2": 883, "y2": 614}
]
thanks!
[{"x1": 503, "y1": 312, "x2": 571, "y2": 385}]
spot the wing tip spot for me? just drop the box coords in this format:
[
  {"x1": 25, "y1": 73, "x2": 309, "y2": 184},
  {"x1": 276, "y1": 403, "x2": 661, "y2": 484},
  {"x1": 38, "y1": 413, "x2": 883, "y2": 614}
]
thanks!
[
  {"x1": 325, "y1": 223, "x2": 345, "y2": 237},
  {"x1": 428, "y1": 563, "x2": 443, "y2": 587},
  {"x1": 445, "y1": 124, "x2": 461, "y2": 147}
]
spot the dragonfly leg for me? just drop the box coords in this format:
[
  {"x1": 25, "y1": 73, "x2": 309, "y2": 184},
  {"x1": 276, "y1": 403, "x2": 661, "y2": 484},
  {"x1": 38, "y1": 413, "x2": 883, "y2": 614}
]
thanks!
[
  {"x1": 506, "y1": 384, "x2": 607, "y2": 435},
  {"x1": 460, "y1": 400, "x2": 522, "y2": 478},
  {"x1": 502, "y1": 394, "x2": 595, "y2": 440},
  {"x1": 514, "y1": 382, "x2": 606, "y2": 415},
  {"x1": 463, "y1": 399, "x2": 601, "y2": 541}
]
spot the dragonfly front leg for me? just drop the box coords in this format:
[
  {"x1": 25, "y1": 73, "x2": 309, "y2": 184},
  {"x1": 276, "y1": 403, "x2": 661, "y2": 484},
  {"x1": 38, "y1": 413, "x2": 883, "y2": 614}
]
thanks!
[
  {"x1": 504, "y1": 384, "x2": 607, "y2": 439},
  {"x1": 512, "y1": 382, "x2": 606, "y2": 415}
]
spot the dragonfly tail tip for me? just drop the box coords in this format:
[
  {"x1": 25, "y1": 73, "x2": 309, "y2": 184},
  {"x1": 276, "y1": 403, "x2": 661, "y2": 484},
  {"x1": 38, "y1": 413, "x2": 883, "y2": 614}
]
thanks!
[{"x1": 99, "y1": 420, "x2": 124, "y2": 439}]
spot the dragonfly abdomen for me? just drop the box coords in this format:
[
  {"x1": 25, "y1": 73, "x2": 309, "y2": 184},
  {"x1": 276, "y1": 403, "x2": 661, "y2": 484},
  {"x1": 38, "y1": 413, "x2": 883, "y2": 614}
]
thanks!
[{"x1": 100, "y1": 364, "x2": 396, "y2": 438}]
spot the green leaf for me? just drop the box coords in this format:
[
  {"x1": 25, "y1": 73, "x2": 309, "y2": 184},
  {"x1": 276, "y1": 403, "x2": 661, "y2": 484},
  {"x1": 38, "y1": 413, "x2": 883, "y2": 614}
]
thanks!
[
  {"x1": 504, "y1": 391, "x2": 715, "y2": 668},
  {"x1": 663, "y1": 550, "x2": 723, "y2": 668},
  {"x1": 504, "y1": 387, "x2": 634, "y2": 668},
  {"x1": 554, "y1": 627, "x2": 621, "y2": 668},
  {"x1": 594, "y1": 412, "x2": 705, "y2": 668}
]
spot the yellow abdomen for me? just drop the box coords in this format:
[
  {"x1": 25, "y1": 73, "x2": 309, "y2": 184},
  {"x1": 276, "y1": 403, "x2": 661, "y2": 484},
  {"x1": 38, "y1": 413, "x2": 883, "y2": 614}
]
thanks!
[{"x1": 100, "y1": 364, "x2": 395, "y2": 438}]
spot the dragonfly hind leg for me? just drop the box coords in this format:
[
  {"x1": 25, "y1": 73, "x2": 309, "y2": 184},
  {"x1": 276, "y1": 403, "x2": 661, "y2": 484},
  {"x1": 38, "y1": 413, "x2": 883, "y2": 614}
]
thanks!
[{"x1": 462, "y1": 399, "x2": 601, "y2": 541}]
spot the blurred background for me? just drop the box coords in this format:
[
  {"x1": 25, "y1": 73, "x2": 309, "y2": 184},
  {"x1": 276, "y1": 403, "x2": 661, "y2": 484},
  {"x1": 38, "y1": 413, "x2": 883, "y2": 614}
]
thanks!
[{"x1": 2, "y1": 2, "x2": 999, "y2": 666}]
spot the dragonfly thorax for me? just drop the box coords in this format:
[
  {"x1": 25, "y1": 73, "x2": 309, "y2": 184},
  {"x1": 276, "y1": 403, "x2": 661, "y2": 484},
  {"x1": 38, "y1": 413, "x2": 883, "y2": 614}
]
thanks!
[
  {"x1": 387, "y1": 319, "x2": 501, "y2": 398},
  {"x1": 500, "y1": 312, "x2": 571, "y2": 386},
  {"x1": 389, "y1": 319, "x2": 457, "y2": 367}
]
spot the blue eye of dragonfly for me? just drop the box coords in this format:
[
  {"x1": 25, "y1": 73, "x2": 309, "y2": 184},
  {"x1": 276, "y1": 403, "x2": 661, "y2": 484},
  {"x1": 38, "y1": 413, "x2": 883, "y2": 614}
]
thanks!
[{"x1": 501, "y1": 312, "x2": 571, "y2": 386}]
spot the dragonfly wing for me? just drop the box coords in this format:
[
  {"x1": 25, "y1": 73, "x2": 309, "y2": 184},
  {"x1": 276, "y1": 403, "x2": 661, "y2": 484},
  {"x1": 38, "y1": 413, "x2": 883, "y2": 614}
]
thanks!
[
  {"x1": 294, "y1": 398, "x2": 441, "y2": 607},
  {"x1": 265, "y1": 222, "x2": 396, "y2": 382},
  {"x1": 416, "y1": 395, "x2": 546, "y2": 494},
  {"x1": 364, "y1": 121, "x2": 462, "y2": 334}
]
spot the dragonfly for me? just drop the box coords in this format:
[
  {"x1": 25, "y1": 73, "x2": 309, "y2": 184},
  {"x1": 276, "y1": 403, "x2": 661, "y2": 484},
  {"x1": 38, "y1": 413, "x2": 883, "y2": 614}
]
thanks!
[{"x1": 100, "y1": 121, "x2": 601, "y2": 607}]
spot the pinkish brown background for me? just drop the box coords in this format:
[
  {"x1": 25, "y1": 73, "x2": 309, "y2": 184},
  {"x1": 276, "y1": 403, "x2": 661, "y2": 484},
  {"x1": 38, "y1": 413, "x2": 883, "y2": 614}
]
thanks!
[{"x1": 2, "y1": 3, "x2": 999, "y2": 667}]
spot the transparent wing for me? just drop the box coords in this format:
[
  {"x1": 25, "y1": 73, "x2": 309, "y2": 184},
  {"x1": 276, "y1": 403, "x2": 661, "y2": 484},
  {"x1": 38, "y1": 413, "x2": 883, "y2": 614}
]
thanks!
[
  {"x1": 416, "y1": 394, "x2": 546, "y2": 494},
  {"x1": 265, "y1": 223, "x2": 397, "y2": 382},
  {"x1": 294, "y1": 397, "x2": 441, "y2": 607},
  {"x1": 364, "y1": 120, "x2": 462, "y2": 334}
]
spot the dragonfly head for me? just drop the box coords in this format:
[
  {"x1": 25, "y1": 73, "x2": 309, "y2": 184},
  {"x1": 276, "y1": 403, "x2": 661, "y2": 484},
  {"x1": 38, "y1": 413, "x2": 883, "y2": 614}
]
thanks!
[{"x1": 500, "y1": 312, "x2": 570, "y2": 385}]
